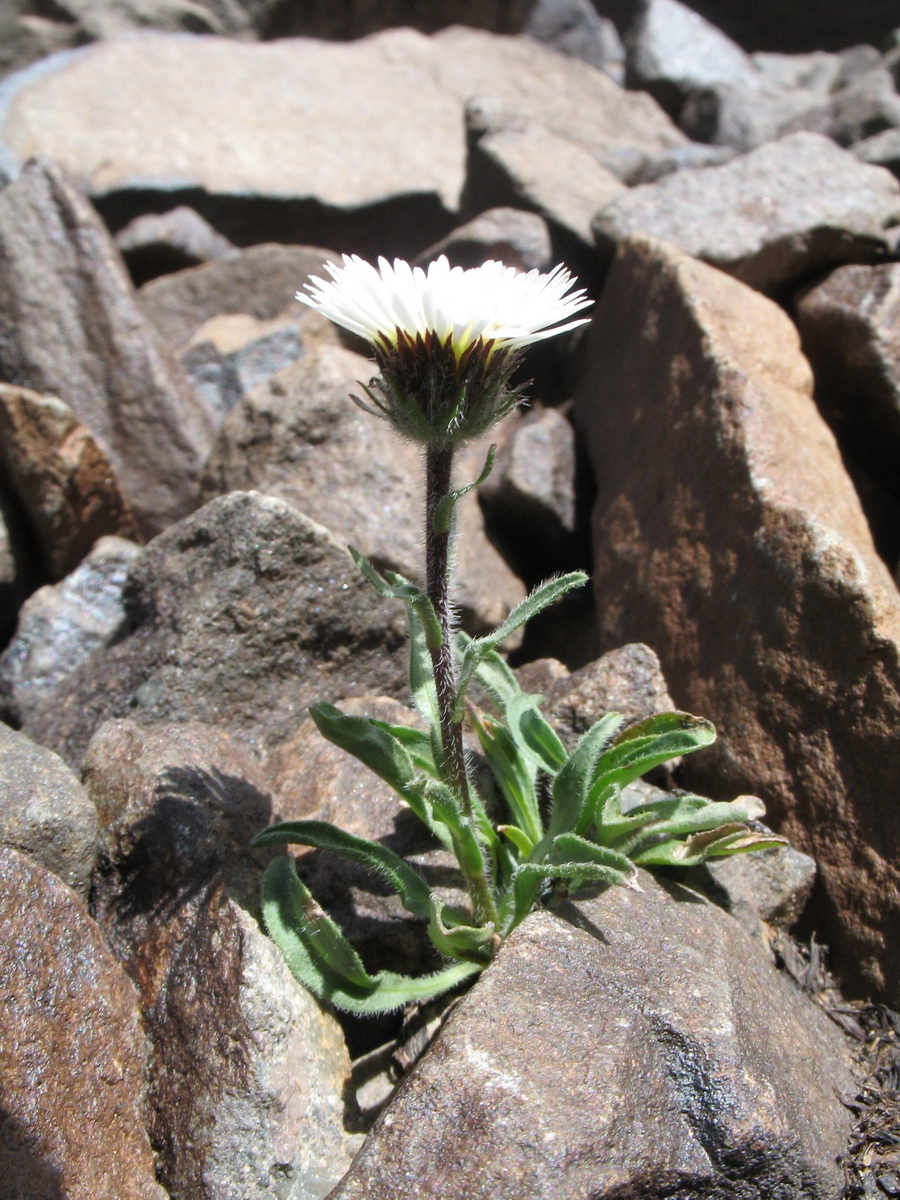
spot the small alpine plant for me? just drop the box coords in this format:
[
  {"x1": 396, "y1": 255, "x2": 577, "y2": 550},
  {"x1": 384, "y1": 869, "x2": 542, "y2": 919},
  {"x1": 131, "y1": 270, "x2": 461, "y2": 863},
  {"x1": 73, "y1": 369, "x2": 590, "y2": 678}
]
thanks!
[{"x1": 254, "y1": 253, "x2": 784, "y2": 1015}]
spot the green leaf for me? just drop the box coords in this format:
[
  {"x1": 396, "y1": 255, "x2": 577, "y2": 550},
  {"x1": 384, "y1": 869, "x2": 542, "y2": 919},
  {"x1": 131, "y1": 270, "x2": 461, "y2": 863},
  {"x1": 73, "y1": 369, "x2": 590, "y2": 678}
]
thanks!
[
  {"x1": 469, "y1": 706, "x2": 543, "y2": 844},
  {"x1": 254, "y1": 819, "x2": 434, "y2": 919},
  {"x1": 370, "y1": 721, "x2": 440, "y2": 778},
  {"x1": 454, "y1": 573, "x2": 588, "y2": 717},
  {"x1": 262, "y1": 857, "x2": 482, "y2": 1014},
  {"x1": 432, "y1": 445, "x2": 496, "y2": 534},
  {"x1": 546, "y1": 712, "x2": 625, "y2": 840},
  {"x1": 498, "y1": 824, "x2": 535, "y2": 857},
  {"x1": 632, "y1": 825, "x2": 787, "y2": 866},
  {"x1": 349, "y1": 548, "x2": 442, "y2": 651},
  {"x1": 508, "y1": 693, "x2": 568, "y2": 774},
  {"x1": 427, "y1": 894, "x2": 495, "y2": 960},
  {"x1": 309, "y1": 702, "x2": 417, "y2": 798},
  {"x1": 466, "y1": 641, "x2": 523, "y2": 710},
  {"x1": 549, "y1": 833, "x2": 635, "y2": 880}
]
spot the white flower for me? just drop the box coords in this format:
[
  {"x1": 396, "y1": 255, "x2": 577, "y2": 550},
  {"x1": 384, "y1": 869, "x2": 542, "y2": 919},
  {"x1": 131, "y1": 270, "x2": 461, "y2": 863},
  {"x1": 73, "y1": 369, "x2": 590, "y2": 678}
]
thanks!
[
  {"x1": 295, "y1": 254, "x2": 593, "y2": 447},
  {"x1": 297, "y1": 254, "x2": 592, "y2": 359}
]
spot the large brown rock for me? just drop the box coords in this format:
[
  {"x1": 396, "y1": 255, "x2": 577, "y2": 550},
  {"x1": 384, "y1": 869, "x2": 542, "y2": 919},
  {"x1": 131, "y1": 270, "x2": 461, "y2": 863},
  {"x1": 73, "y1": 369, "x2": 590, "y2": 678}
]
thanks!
[
  {"x1": 592, "y1": 133, "x2": 900, "y2": 295},
  {"x1": 0, "y1": 383, "x2": 138, "y2": 580},
  {"x1": 329, "y1": 872, "x2": 853, "y2": 1199},
  {"x1": 573, "y1": 234, "x2": 900, "y2": 1004},
  {"x1": 0, "y1": 846, "x2": 166, "y2": 1199},
  {"x1": 200, "y1": 342, "x2": 525, "y2": 635},
  {"x1": 19, "y1": 491, "x2": 408, "y2": 769},
  {"x1": 0, "y1": 161, "x2": 216, "y2": 536}
]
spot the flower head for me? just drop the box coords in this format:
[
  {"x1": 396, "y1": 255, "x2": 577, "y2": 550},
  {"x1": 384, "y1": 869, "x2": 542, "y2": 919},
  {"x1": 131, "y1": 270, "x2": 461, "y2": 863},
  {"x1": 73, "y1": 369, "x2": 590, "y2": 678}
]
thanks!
[{"x1": 296, "y1": 254, "x2": 592, "y2": 448}]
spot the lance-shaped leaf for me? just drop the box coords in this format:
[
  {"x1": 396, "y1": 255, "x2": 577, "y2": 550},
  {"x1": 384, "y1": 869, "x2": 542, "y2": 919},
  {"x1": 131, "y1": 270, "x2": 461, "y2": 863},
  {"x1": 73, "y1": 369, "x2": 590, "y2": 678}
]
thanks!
[
  {"x1": 549, "y1": 833, "x2": 635, "y2": 881},
  {"x1": 497, "y1": 852, "x2": 635, "y2": 937},
  {"x1": 254, "y1": 820, "x2": 434, "y2": 918},
  {"x1": 428, "y1": 894, "x2": 495, "y2": 960},
  {"x1": 454, "y1": 572, "x2": 587, "y2": 718},
  {"x1": 506, "y1": 691, "x2": 568, "y2": 775},
  {"x1": 588, "y1": 712, "x2": 716, "y2": 815},
  {"x1": 432, "y1": 445, "x2": 496, "y2": 534},
  {"x1": 349, "y1": 548, "x2": 442, "y2": 651},
  {"x1": 371, "y1": 720, "x2": 440, "y2": 779},
  {"x1": 632, "y1": 824, "x2": 787, "y2": 867},
  {"x1": 262, "y1": 857, "x2": 482, "y2": 1014},
  {"x1": 469, "y1": 706, "x2": 542, "y2": 845},
  {"x1": 310, "y1": 703, "x2": 417, "y2": 794},
  {"x1": 546, "y1": 712, "x2": 625, "y2": 841},
  {"x1": 467, "y1": 640, "x2": 522, "y2": 710}
]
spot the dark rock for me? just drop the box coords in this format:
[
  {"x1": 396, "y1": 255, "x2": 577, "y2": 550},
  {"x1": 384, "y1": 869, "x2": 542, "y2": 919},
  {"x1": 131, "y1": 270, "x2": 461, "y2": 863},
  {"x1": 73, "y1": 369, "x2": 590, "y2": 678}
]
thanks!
[
  {"x1": 264, "y1": 0, "x2": 532, "y2": 39},
  {"x1": 0, "y1": 722, "x2": 97, "y2": 898},
  {"x1": 0, "y1": 13, "x2": 82, "y2": 85},
  {"x1": 0, "y1": 160, "x2": 216, "y2": 536},
  {"x1": 592, "y1": 132, "x2": 900, "y2": 296},
  {"x1": 0, "y1": 383, "x2": 138, "y2": 581},
  {"x1": 329, "y1": 873, "x2": 853, "y2": 1200},
  {"x1": 138, "y1": 242, "x2": 338, "y2": 348},
  {"x1": 700, "y1": 843, "x2": 818, "y2": 936},
  {"x1": 573, "y1": 234, "x2": 900, "y2": 1005},
  {"x1": 19, "y1": 491, "x2": 408, "y2": 770},
  {"x1": 0, "y1": 483, "x2": 33, "y2": 641},
  {"x1": 794, "y1": 263, "x2": 900, "y2": 502},
  {"x1": 781, "y1": 67, "x2": 900, "y2": 147},
  {"x1": 0, "y1": 535, "x2": 141, "y2": 725},
  {"x1": 0, "y1": 845, "x2": 166, "y2": 1199},
  {"x1": 179, "y1": 312, "x2": 304, "y2": 418},
  {"x1": 200, "y1": 343, "x2": 525, "y2": 635},
  {"x1": 417, "y1": 207, "x2": 552, "y2": 272},
  {"x1": 677, "y1": 2, "x2": 898, "y2": 56},
  {"x1": 114, "y1": 205, "x2": 237, "y2": 286},
  {"x1": 523, "y1": 0, "x2": 625, "y2": 83}
]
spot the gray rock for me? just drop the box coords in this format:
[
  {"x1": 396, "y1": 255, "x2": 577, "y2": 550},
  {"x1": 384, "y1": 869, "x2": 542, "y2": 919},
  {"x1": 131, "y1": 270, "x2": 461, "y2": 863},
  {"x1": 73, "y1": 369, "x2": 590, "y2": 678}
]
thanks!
[
  {"x1": 0, "y1": 382, "x2": 138, "y2": 580},
  {"x1": 679, "y1": 78, "x2": 824, "y2": 152},
  {"x1": 0, "y1": 535, "x2": 141, "y2": 725},
  {"x1": 628, "y1": 140, "x2": 736, "y2": 184},
  {"x1": 592, "y1": 132, "x2": 900, "y2": 295},
  {"x1": 0, "y1": 12, "x2": 82, "y2": 86},
  {"x1": 199, "y1": 343, "x2": 525, "y2": 636},
  {"x1": 572, "y1": 234, "x2": 900, "y2": 1005},
  {"x1": 417, "y1": 207, "x2": 552, "y2": 272},
  {"x1": 700, "y1": 843, "x2": 818, "y2": 935},
  {"x1": 623, "y1": 0, "x2": 761, "y2": 118},
  {"x1": 524, "y1": 0, "x2": 625, "y2": 83},
  {"x1": 751, "y1": 50, "x2": 843, "y2": 95},
  {"x1": 138, "y1": 243, "x2": 338, "y2": 349},
  {"x1": 18, "y1": 491, "x2": 408, "y2": 769},
  {"x1": 852, "y1": 125, "x2": 900, "y2": 176},
  {"x1": 0, "y1": 845, "x2": 167, "y2": 1199},
  {"x1": 794, "y1": 263, "x2": 900, "y2": 500},
  {"x1": 0, "y1": 722, "x2": 97, "y2": 898},
  {"x1": 781, "y1": 67, "x2": 900, "y2": 147},
  {"x1": 180, "y1": 312, "x2": 304, "y2": 418},
  {"x1": 329, "y1": 872, "x2": 853, "y2": 1199},
  {"x1": 114, "y1": 204, "x2": 237, "y2": 286},
  {"x1": 0, "y1": 160, "x2": 216, "y2": 536},
  {"x1": 42, "y1": 0, "x2": 280, "y2": 40}
]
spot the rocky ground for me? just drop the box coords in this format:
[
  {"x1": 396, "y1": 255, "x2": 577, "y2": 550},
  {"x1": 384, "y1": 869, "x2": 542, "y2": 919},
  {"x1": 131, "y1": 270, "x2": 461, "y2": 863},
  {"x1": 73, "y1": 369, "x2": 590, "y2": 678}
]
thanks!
[{"x1": 1, "y1": 1, "x2": 900, "y2": 1197}]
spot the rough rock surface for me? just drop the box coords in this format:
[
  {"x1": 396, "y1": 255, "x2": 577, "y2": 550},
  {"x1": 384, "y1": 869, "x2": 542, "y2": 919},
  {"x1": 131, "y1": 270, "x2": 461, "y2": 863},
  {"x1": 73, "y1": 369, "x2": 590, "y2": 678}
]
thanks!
[
  {"x1": 180, "y1": 312, "x2": 304, "y2": 418},
  {"x1": 0, "y1": 846, "x2": 166, "y2": 1200},
  {"x1": 418, "y1": 206, "x2": 552, "y2": 272},
  {"x1": 114, "y1": 204, "x2": 238, "y2": 286},
  {"x1": 0, "y1": 160, "x2": 216, "y2": 535},
  {"x1": 524, "y1": 0, "x2": 625, "y2": 82},
  {"x1": 200, "y1": 343, "x2": 525, "y2": 634},
  {"x1": 592, "y1": 132, "x2": 900, "y2": 295},
  {"x1": 329, "y1": 873, "x2": 854, "y2": 1199},
  {"x1": 0, "y1": 722, "x2": 97, "y2": 898},
  {"x1": 0, "y1": 382, "x2": 138, "y2": 579},
  {"x1": 138, "y1": 243, "x2": 338, "y2": 349},
  {"x1": 782, "y1": 67, "x2": 900, "y2": 148},
  {"x1": 794, "y1": 262, "x2": 900, "y2": 498},
  {"x1": 574, "y1": 234, "x2": 900, "y2": 1004},
  {"x1": 0, "y1": 535, "x2": 141, "y2": 725},
  {"x1": 19, "y1": 491, "x2": 408, "y2": 769}
]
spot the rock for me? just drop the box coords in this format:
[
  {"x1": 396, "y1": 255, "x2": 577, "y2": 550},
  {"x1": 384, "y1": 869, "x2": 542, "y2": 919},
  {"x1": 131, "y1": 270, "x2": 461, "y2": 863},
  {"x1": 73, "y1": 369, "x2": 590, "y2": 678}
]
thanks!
[
  {"x1": 523, "y1": 0, "x2": 626, "y2": 83},
  {"x1": 751, "y1": 50, "x2": 843, "y2": 95},
  {"x1": 0, "y1": 160, "x2": 216, "y2": 536},
  {"x1": 678, "y1": 78, "x2": 823, "y2": 152},
  {"x1": 45, "y1": 0, "x2": 281, "y2": 40},
  {"x1": 0, "y1": 12, "x2": 81, "y2": 85},
  {"x1": 0, "y1": 846, "x2": 166, "y2": 1199},
  {"x1": 138, "y1": 242, "x2": 338, "y2": 349},
  {"x1": 0, "y1": 484, "x2": 33, "y2": 641},
  {"x1": 461, "y1": 98, "x2": 627, "y2": 257},
  {"x1": 592, "y1": 132, "x2": 900, "y2": 296},
  {"x1": 573, "y1": 234, "x2": 900, "y2": 1004},
  {"x1": 265, "y1": 696, "x2": 466, "y2": 982},
  {"x1": 852, "y1": 125, "x2": 900, "y2": 176},
  {"x1": 699, "y1": 843, "x2": 819, "y2": 936},
  {"x1": 781, "y1": 67, "x2": 900, "y2": 147},
  {"x1": 200, "y1": 343, "x2": 525, "y2": 635},
  {"x1": 85, "y1": 718, "x2": 275, "y2": 916},
  {"x1": 0, "y1": 722, "x2": 97, "y2": 898},
  {"x1": 114, "y1": 205, "x2": 237, "y2": 286},
  {"x1": 0, "y1": 383, "x2": 138, "y2": 580},
  {"x1": 623, "y1": 0, "x2": 761, "y2": 119},
  {"x1": 794, "y1": 262, "x2": 900, "y2": 500},
  {"x1": 417, "y1": 207, "x2": 552, "y2": 272},
  {"x1": 0, "y1": 535, "x2": 141, "y2": 725},
  {"x1": 329, "y1": 872, "x2": 853, "y2": 1199},
  {"x1": 19, "y1": 491, "x2": 408, "y2": 770},
  {"x1": 180, "y1": 312, "x2": 304, "y2": 418},
  {"x1": 628, "y1": 140, "x2": 736, "y2": 183},
  {"x1": 478, "y1": 406, "x2": 583, "y2": 581}
]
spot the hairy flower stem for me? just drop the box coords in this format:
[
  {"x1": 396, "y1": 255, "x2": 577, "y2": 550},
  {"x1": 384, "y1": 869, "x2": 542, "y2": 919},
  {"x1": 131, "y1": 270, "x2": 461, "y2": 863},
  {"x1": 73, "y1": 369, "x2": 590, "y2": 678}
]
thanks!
[{"x1": 425, "y1": 445, "x2": 498, "y2": 928}]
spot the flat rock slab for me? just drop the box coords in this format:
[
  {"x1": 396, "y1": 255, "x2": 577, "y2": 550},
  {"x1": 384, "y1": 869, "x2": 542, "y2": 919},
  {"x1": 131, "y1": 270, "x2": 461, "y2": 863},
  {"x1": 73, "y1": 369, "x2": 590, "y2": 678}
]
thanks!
[
  {"x1": 592, "y1": 132, "x2": 900, "y2": 295},
  {"x1": 201, "y1": 342, "x2": 525, "y2": 635},
  {"x1": 330, "y1": 872, "x2": 853, "y2": 1200},
  {"x1": 0, "y1": 160, "x2": 216, "y2": 535},
  {"x1": 573, "y1": 234, "x2": 900, "y2": 1005},
  {"x1": 18, "y1": 491, "x2": 408, "y2": 769},
  {"x1": 0, "y1": 846, "x2": 166, "y2": 1199}
]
